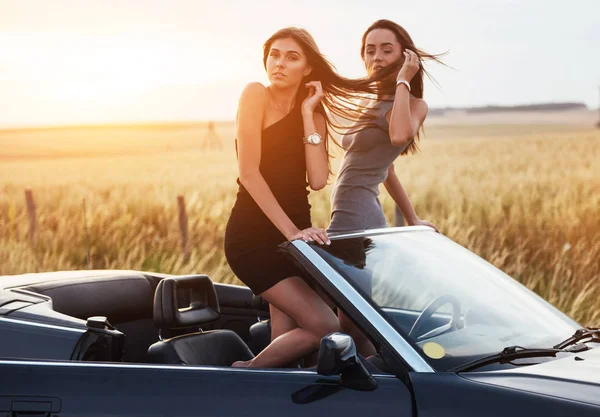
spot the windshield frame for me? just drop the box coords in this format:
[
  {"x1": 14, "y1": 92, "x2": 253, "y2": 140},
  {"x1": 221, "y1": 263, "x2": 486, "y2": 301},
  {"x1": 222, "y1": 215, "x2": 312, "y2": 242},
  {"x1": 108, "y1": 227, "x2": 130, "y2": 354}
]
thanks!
[{"x1": 284, "y1": 238, "x2": 435, "y2": 373}]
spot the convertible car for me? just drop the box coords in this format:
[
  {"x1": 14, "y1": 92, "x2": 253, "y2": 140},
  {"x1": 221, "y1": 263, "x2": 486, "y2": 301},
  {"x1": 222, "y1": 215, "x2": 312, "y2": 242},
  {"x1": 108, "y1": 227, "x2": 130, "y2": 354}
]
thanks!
[{"x1": 1, "y1": 226, "x2": 599, "y2": 416}]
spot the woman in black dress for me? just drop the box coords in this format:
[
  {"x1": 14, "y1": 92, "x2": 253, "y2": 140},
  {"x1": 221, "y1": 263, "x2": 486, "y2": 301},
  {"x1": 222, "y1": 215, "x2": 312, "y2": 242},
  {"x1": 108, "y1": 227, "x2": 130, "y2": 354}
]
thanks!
[{"x1": 225, "y1": 27, "x2": 400, "y2": 368}]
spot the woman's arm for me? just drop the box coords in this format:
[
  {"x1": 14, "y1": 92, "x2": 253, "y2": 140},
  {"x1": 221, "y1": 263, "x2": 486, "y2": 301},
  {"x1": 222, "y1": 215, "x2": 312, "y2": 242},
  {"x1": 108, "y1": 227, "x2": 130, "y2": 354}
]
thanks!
[
  {"x1": 388, "y1": 49, "x2": 428, "y2": 146},
  {"x1": 237, "y1": 83, "x2": 301, "y2": 240},
  {"x1": 382, "y1": 164, "x2": 418, "y2": 224},
  {"x1": 388, "y1": 94, "x2": 428, "y2": 147},
  {"x1": 302, "y1": 110, "x2": 328, "y2": 190},
  {"x1": 237, "y1": 82, "x2": 329, "y2": 244},
  {"x1": 301, "y1": 81, "x2": 329, "y2": 191},
  {"x1": 383, "y1": 164, "x2": 439, "y2": 231}
]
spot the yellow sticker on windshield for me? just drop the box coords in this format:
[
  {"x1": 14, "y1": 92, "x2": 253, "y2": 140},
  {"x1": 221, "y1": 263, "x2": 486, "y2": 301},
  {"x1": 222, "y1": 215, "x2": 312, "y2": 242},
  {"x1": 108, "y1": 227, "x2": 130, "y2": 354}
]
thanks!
[{"x1": 423, "y1": 342, "x2": 445, "y2": 359}]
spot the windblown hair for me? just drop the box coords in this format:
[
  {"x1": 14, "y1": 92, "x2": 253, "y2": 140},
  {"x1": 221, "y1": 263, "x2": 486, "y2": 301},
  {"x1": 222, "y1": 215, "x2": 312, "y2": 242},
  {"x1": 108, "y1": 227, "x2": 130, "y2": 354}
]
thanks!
[
  {"x1": 360, "y1": 19, "x2": 446, "y2": 155},
  {"x1": 263, "y1": 27, "x2": 398, "y2": 161}
]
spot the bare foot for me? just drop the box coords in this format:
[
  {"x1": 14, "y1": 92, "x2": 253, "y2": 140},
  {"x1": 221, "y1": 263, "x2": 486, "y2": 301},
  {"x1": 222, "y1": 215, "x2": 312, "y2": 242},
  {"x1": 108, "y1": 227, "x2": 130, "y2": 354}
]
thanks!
[{"x1": 231, "y1": 360, "x2": 252, "y2": 368}]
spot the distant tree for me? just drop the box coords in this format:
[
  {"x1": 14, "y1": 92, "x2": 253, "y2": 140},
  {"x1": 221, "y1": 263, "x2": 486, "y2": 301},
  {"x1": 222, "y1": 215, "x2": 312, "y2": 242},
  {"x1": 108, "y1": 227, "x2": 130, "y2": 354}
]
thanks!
[{"x1": 429, "y1": 102, "x2": 589, "y2": 115}]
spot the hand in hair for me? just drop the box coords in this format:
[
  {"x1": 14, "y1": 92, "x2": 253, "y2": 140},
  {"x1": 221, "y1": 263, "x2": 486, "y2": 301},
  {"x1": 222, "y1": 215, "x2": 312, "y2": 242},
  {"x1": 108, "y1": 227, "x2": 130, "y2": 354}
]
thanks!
[
  {"x1": 397, "y1": 49, "x2": 420, "y2": 83},
  {"x1": 301, "y1": 81, "x2": 324, "y2": 114}
]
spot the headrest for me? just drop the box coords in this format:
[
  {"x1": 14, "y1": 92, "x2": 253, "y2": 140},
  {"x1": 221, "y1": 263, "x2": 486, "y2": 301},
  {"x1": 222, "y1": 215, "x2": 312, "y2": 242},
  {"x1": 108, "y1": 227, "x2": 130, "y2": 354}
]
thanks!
[{"x1": 153, "y1": 275, "x2": 220, "y2": 329}]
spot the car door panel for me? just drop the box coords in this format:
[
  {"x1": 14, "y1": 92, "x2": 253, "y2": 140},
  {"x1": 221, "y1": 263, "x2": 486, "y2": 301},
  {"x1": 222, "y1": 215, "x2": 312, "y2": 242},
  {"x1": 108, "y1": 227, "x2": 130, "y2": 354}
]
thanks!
[
  {"x1": 1, "y1": 361, "x2": 413, "y2": 417},
  {"x1": 411, "y1": 372, "x2": 600, "y2": 417}
]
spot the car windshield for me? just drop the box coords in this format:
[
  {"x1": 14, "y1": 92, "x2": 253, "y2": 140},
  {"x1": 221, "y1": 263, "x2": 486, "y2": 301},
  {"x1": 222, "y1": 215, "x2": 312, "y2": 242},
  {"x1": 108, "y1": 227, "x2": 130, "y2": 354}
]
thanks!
[{"x1": 310, "y1": 229, "x2": 580, "y2": 372}]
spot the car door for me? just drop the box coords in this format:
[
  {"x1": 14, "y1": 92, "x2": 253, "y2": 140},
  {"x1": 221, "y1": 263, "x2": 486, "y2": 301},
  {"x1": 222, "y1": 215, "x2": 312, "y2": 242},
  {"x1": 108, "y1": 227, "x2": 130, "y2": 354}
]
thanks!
[{"x1": 0, "y1": 360, "x2": 413, "y2": 417}]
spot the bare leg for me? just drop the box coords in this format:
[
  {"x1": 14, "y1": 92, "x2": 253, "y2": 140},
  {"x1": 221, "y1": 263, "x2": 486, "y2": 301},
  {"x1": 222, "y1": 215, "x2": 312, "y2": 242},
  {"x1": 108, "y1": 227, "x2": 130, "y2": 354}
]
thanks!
[
  {"x1": 270, "y1": 304, "x2": 305, "y2": 368},
  {"x1": 269, "y1": 304, "x2": 297, "y2": 341},
  {"x1": 232, "y1": 276, "x2": 339, "y2": 368},
  {"x1": 339, "y1": 310, "x2": 377, "y2": 358}
]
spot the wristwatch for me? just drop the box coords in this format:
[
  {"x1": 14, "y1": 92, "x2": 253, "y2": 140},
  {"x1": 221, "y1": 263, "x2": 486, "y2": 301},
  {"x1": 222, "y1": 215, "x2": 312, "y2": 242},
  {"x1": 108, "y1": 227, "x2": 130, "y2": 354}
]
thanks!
[{"x1": 303, "y1": 132, "x2": 322, "y2": 145}]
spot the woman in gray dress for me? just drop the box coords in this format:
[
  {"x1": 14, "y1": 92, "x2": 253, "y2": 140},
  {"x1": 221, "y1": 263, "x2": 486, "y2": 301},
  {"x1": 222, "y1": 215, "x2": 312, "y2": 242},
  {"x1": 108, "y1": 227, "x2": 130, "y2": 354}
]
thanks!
[{"x1": 328, "y1": 19, "x2": 442, "y2": 356}]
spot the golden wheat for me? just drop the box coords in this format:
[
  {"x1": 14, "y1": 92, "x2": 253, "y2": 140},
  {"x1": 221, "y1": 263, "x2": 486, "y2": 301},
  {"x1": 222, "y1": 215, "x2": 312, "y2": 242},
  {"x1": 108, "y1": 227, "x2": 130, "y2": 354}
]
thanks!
[{"x1": 1, "y1": 124, "x2": 598, "y2": 325}]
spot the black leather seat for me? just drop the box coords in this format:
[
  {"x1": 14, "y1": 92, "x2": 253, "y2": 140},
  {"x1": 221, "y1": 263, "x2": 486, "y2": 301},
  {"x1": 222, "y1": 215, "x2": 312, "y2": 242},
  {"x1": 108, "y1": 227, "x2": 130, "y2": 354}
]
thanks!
[
  {"x1": 247, "y1": 294, "x2": 271, "y2": 355},
  {"x1": 147, "y1": 275, "x2": 254, "y2": 366}
]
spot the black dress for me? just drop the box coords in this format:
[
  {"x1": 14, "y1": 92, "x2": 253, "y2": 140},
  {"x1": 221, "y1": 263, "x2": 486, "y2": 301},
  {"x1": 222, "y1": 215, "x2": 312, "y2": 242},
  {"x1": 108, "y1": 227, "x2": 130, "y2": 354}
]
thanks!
[{"x1": 224, "y1": 103, "x2": 311, "y2": 295}]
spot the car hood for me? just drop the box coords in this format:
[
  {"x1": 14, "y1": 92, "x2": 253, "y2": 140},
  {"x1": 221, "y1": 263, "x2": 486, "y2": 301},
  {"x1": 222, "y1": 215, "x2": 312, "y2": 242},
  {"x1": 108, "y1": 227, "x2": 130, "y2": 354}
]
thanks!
[{"x1": 461, "y1": 347, "x2": 600, "y2": 406}]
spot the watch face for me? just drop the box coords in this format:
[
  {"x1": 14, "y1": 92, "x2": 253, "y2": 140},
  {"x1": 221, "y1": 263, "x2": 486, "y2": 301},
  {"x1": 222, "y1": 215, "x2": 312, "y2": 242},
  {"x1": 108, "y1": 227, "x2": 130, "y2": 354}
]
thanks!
[{"x1": 310, "y1": 133, "x2": 321, "y2": 144}]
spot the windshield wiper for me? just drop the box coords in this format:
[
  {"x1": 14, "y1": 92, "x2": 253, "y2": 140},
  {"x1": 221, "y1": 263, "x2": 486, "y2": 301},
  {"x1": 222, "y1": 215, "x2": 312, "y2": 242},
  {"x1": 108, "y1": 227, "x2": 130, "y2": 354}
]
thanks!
[
  {"x1": 449, "y1": 345, "x2": 564, "y2": 373},
  {"x1": 553, "y1": 327, "x2": 600, "y2": 350}
]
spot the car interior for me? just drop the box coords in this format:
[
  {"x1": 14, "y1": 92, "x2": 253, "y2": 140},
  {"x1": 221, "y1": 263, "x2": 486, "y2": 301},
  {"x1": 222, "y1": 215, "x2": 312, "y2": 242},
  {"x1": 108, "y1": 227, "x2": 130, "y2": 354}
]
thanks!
[
  {"x1": 11, "y1": 272, "x2": 273, "y2": 365},
  {"x1": 3, "y1": 271, "x2": 404, "y2": 374}
]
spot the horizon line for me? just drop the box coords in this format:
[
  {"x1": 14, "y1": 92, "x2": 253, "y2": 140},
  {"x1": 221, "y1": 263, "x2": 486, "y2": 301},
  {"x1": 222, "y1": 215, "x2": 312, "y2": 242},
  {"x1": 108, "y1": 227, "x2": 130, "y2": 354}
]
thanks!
[{"x1": 1, "y1": 101, "x2": 596, "y2": 133}]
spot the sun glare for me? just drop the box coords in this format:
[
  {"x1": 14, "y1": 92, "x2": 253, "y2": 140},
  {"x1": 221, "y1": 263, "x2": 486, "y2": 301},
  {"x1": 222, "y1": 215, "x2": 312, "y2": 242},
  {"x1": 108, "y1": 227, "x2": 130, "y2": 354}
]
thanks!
[
  {"x1": 3, "y1": 32, "x2": 231, "y2": 125},
  {"x1": 45, "y1": 39, "x2": 208, "y2": 97}
]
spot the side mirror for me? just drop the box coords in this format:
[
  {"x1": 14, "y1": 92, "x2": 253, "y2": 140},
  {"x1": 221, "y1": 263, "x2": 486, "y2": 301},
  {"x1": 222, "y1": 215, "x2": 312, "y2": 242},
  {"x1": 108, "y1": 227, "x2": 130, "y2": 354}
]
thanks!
[{"x1": 317, "y1": 332, "x2": 377, "y2": 391}]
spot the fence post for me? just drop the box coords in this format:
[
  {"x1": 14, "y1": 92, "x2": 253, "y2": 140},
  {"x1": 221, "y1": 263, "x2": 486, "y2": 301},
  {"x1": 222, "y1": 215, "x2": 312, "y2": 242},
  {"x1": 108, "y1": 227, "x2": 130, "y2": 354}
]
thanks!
[
  {"x1": 177, "y1": 195, "x2": 191, "y2": 262},
  {"x1": 8, "y1": 201, "x2": 16, "y2": 242},
  {"x1": 25, "y1": 189, "x2": 36, "y2": 243},
  {"x1": 82, "y1": 199, "x2": 91, "y2": 269}
]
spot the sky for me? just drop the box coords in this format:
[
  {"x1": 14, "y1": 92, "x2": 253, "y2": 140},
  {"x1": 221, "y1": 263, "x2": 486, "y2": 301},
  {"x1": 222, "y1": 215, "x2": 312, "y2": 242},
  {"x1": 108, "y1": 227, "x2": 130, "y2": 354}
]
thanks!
[{"x1": 1, "y1": 0, "x2": 599, "y2": 127}]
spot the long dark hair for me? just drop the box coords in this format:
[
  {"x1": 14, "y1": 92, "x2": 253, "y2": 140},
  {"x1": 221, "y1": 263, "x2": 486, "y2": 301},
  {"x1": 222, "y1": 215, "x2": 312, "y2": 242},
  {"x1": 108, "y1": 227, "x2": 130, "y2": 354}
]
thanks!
[
  {"x1": 263, "y1": 28, "x2": 399, "y2": 162},
  {"x1": 360, "y1": 19, "x2": 445, "y2": 155}
]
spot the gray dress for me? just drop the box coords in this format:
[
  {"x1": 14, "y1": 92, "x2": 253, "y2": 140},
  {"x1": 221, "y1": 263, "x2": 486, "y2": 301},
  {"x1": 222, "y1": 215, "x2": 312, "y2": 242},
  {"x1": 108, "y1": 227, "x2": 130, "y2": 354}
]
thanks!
[{"x1": 328, "y1": 99, "x2": 411, "y2": 233}]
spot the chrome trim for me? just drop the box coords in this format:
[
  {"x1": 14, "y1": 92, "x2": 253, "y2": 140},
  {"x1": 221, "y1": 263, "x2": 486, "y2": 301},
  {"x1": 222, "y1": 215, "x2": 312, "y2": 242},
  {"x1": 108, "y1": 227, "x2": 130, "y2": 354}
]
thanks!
[
  {"x1": 0, "y1": 359, "x2": 396, "y2": 378},
  {"x1": 0, "y1": 359, "x2": 314, "y2": 374},
  {"x1": 292, "y1": 240, "x2": 435, "y2": 373},
  {"x1": 0, "y1": 316, "x2": 86, "y2": 334},
  {"x1": 326, "y1": 226, "x2": 434, "y2": 240}
]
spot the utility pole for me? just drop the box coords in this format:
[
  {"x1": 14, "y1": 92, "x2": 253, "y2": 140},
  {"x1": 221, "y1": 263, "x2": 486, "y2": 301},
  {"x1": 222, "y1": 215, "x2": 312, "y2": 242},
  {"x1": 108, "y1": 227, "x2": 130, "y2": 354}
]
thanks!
[{"x1": 202, "y1": 121, "x2": 222, "y2": 151}]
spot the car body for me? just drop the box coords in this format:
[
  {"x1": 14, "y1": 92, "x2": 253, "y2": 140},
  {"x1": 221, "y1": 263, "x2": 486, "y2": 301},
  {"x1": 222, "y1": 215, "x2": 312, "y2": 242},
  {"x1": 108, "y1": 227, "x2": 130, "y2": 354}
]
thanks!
[{"x1": 1, "y1": 226, "x2": 599, "y2": 417}]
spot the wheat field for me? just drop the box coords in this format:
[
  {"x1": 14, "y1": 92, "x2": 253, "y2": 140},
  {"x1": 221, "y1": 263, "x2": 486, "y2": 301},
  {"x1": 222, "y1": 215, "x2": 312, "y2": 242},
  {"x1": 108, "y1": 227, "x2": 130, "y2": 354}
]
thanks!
[{"x1": 1, "y1": 121, "x2": 599, "y2": 325}]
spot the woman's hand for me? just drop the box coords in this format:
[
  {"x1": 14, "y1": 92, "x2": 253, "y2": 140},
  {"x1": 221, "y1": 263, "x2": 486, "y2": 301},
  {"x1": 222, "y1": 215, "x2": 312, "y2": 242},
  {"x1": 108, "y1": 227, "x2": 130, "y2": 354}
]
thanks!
[
  {"x1": 288, "y1": 227, "x2": 331, "y2": 245},
  {"x1": 397, "y1": 49, "x2": 420, "y2": 83},
  {"x1": 407, "y1": 217, "x2": 440, "y2": 233},
  {"x1": 301, "y1": 81, "x2": 323, "y2": 114}
]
